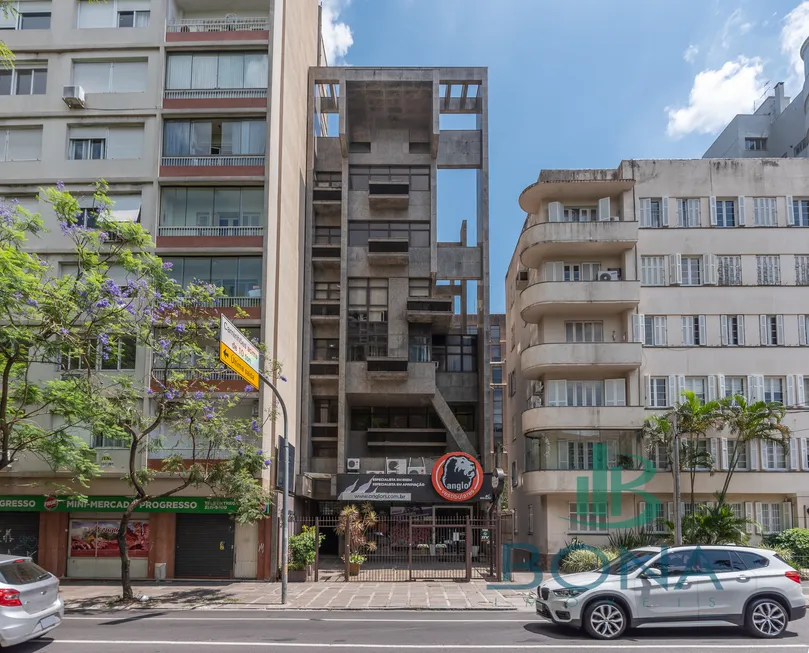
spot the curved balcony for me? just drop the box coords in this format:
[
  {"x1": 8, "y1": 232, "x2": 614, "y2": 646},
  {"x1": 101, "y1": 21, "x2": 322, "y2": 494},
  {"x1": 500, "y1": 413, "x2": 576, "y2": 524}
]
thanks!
[
  {"x1": 520, "y1": 281, "x2": 640, "y2": 322},
  {"x1": 519, "y1": 220, "x2": 638, "y2": 269},
  {"x1": 518, "y1": 177, "x2": 634, "y2": 214},
  {"x1": 522, "y1": 406, "x2": 648, "y2": 434},
  {"x1": 521, "y1": 342, "x2": 641, "y2": 378}
]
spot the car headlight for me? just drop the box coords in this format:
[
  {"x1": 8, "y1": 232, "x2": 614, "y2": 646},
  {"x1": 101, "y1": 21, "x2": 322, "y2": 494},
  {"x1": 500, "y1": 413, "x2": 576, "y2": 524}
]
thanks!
[{"x1": 552, "y1": 588, "x2": 585, "y2": 598}]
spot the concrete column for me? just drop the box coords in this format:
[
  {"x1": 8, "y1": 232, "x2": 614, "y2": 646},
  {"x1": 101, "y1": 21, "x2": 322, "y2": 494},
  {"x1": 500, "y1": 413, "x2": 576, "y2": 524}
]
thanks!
[{"x1": 388, "y1": 277, "x2": 409, "y2": 358}]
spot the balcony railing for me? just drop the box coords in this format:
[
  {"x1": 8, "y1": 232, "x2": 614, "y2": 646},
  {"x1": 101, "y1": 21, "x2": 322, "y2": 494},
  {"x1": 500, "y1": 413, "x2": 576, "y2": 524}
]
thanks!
[
  {"x1": 161, "y1": 156, "x2": 265, "y2": 167},
  {"x1": 164, "y1": 88, "x2": 268, "y2": 100},
  {"x1": 152, "y1": 368, "x2": 242, "y2": 382},
  {"x1": 158, "y1": 226, "x2": 264, "y2": 237},
  {"x1": 166, "y1": 17, "x2": 271, "y2": 33}
]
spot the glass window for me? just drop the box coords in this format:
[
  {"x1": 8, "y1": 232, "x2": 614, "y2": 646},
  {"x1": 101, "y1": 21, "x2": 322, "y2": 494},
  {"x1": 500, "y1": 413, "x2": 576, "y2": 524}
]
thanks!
[
  {"x1": 0, "y1": 561, "x2": 51, "y2": 585},
  {"x1": 701, "y1": 549, "x2": 746, "y2": 573},
  {"x1": 492, "y1": 365, "x2": 503, "y2": 384},
  {"x1": 763, "y1": 377, "x2": 784, "y2": 403},
  {"x1": 735, "y1": 551, "x2": 769, "y2": 569},
  {"x1": 568, "y1": 502, "x2": 607, "y2": 533},
  {"x1": 756, "y1": 256, "x2": 781, "y2": 285},
  {"x1": 163, "y1": 120, "x2": 266, "y2": 156},
  {"x1": 683, "y1": 377, "x2": 706, "y2": 402},
  {"x1": 651, "y1": 549, "x2": 699, "y2": 577},
  {"x1": 792, "y1": 199, "x2": 809, "y2": 227},
  {"x1": 715, "y1": 199, "x2": 736, "y2": 227},
  {"x1": 649, "y1": 377, "x2": 668, "y2": 408},
  {"x1": 19, "y1": 12, "x2": 50, "y2": 30},
  {"x1": 763, "y1": 441, "x2": 787, "y2": 470},
  {"x1": 681, "y1": 256, "x2": 702, "y2": 286}
]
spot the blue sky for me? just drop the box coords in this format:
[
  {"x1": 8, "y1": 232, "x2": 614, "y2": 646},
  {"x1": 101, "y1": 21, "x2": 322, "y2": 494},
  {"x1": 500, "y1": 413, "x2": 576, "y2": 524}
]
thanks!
[{"x1": 322, "y1": 0, "x2": 809, "y2": 312}]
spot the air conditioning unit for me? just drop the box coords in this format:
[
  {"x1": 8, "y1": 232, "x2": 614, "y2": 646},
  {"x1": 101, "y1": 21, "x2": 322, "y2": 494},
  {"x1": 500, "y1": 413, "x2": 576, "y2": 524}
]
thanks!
[
  {"x1": 346, "y1": 458, "x2": 361, "y2": 473},
  {"x1": 529, "y1": 396, "x2": 543, "y2": 409},
  {"x1": 597, "y1": 272, "x2": 614, "y2": 282},
  {"x1": 251, "y1": 401, "x2": 260, "y2": 417},
  {"x1": 598, "y1": 215, "x2": 619, "y2": 222},
  {"x1": 407, "y1": 457, "x2": 426, "y2": 474},
  {"x1": 386, "y1": 458, "x2": 407, "y2": 474},
  {"x1": 607, "y1": 269, "x2": 621, "y2": 281},
  {"x1": 62, "y1": 85, "x2": 86, "y2": 109},
  {"x1": 530, "y1": 380, "x2": 543, "y2": 396}
]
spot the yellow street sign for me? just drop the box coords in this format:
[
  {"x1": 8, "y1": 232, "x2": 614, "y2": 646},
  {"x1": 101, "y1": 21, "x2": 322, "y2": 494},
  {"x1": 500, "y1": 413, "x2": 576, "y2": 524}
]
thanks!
[{"x1": 219, "y1": 341, "x2": 260, "y2": 388}]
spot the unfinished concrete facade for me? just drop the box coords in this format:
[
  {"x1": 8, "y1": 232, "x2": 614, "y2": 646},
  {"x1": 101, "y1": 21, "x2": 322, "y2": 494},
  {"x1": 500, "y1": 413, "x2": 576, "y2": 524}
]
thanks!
[{"x1": 298, "y1": 67, "x2": 491, "y2": 517}]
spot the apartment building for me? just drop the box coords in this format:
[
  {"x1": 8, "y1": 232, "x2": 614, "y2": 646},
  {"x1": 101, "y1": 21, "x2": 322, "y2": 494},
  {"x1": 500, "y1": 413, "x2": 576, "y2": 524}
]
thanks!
[
  {"x1": 506, "y1": 158, "x2": 809, "y2": 557},
  {"x1": 298, "y1": 67, "x2": 492, "y2": 531},
  {"x1": 0, "y1": 0, "x2": 319, "y2": 580}
]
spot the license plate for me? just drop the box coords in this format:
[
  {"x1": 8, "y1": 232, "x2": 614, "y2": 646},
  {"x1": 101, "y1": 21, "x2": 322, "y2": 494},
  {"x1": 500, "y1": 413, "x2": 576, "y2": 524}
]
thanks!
[{"x1": 39, "y1": 615, "x2": 60, "y2": 630}]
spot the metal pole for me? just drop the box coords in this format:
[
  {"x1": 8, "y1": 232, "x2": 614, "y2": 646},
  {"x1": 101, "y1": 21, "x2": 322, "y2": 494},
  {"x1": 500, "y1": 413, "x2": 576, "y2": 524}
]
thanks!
[
  {"x1": 314, "y1": 517, "x2": 320, "y2": 583},
  {"x1": 671, "y1": 412, "x2": 682, "y2": 546}
]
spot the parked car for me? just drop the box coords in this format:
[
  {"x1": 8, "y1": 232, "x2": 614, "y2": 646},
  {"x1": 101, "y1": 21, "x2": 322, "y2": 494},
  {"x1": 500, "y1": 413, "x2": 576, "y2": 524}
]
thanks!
[
  {"x1": 0, "y1": 555, "x2": 63, "y2": 647},
  {"x1": 535, "y1": 546, "x2": 806, "y2": 640}
]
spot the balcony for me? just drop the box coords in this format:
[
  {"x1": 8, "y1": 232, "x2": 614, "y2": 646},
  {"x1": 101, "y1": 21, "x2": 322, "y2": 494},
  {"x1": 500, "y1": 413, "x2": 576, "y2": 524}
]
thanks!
[
  {"x1": 312, "y1": 244, "x2": 341, "y2": 268},
  {"x1": 519, "y1": 220, "x2": 638, "y2": 269},
  {"x1": 345, "y1": 361, "x2": 436, "y2": 397},
  {"x1": 156, "y1": 225, "x2": 264, "y2": 248},
  {"x1": 160, "y1": 156, "x2": 265, "y2": 177},
  {"x1": 313, "y1": 186, "x2": 342, "y2": 216},
  {"x1": 310, "y1": 360, "x2": 339, "y2": 379},
  {"x1": 522, "y1": 405, "x2": 648, "y2": 434},
  {"x1": 406, "y1": 297, "x2": 453, "y2": 327},
  {"x1": 366, "y1": 358, "x2": 409, "y2": 380},
  {"x1": 312, "y1": 424, "x2": 338, "y2": 443},
  {"x1": 151, "y1": 368, "x2": 257, "y2": 393},
  {"x1": 368, "y1": 180, "x2": 410, "y2": 209},
  {"x1": 166, "y1": 17, "x2": 271, "y2": 42},
  {"x1": 521, "y1": 342, "x2": 642, "y2": 378},
  {"x1": 311, "y1": 301, "x2": 340, "y2": 321},
  {"x1": 366, "y1": 428, "x2": 447, "y2": 448},
  {"x1": 520, "y1": 280, "x2": 640, "y2": 322},
  {"x1": 367, "y1": 238, "x2": 409, "y2": 265},
  {"x1": 518, "y1": 172, "x2": 634, "y2": 214},
  {"x1": 164, "y1": 88, "x2": 268, "y2": 110}
]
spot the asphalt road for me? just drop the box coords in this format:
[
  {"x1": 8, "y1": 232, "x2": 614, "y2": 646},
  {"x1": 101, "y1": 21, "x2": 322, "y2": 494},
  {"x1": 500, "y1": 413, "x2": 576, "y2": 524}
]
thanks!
[{"x1": 12, "y1": 610, "x2": 809, "y2": 652}]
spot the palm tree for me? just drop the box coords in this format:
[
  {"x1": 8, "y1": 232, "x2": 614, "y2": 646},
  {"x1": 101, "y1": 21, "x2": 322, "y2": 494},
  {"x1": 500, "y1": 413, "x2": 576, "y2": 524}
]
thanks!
[
  {"x1": 716, "y1": 395, "x2": 789, "y2": 503},
  {"x1": 664, "y1": 502, "x2": 755, "y2": 546}
]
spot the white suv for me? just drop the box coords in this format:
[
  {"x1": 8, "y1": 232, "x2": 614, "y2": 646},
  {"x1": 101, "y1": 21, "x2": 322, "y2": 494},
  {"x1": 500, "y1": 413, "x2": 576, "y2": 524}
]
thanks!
[{"x1": 535, "y1": 546, "x2": 806, "y2": 640}]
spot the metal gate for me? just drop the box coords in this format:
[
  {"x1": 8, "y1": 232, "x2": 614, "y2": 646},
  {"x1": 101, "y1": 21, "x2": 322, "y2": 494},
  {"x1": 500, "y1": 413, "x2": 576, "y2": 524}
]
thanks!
[
  {"x1": 0, "y1": 512, "x2": 39, "y2": 562},
  {"x1": 175, "y1": 514, "x2": 234, "y2": 578}
]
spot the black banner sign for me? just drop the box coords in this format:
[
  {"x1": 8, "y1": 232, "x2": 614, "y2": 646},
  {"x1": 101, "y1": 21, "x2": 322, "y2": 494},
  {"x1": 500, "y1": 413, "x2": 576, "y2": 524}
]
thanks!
[{"x1": 336, "y1": 473, "x2": 493, "y2": 503}]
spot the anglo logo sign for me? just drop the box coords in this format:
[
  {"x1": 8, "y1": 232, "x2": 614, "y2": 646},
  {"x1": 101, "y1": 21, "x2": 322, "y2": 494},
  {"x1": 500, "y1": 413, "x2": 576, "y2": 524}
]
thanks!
[{"x1": 431, "y1": 452, "x2": 483, "y2": 502}]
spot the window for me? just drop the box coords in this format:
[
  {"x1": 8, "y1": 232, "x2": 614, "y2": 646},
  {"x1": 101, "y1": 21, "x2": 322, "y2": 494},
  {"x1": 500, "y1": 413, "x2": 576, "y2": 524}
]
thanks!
[
  {"x1": 409, "y1": 278, "x2": 430, "y2": 297},
  {"x1": 68, "y1": 126, "x2": 143, "y2": 160},
  {"x1": 763, "y1": 377, "x2": 784, "y2": 404},
  {"x1": 683, "y1": 377, "x2": 706, "y2": 402},
  {"x1": 753, "y1": 198, "x2": 777, "y2": 226},
  {"x1": 569, "y1": 502, "x2": 607, "y2": 533},
  {"x1": 681, "y1": 315, "x2": 705, "y2": 346},
  {"x1": 676, "y1": 198, "x2": 700, "y2": 227},
  {"x1": 702, "y1": 549, "x2": 746, "y2": 573},
  {"x1": 792, "y1": 199, "x2": 809, "y2": 227},
  {"x1": 562, "y1": 206, "x2": 596, "y2": 222},
  {"x1": 166, "y1": 53, "x2": 269, "y2": 91},
  {"x1": 745, "y1": 137, "x2": 767, "y2": 151},
  {"x1": 527, "y1": 505, "x2": 533, "y2": 535},
  {"x1": 641, "y1": 502, "x2": 667, "y2": 533},
  {"x1": 729, "y1": 440, "x2": 748, "y2": 470},
  {"x1": 760, "y1": 315, "x2": 783, "y2": 346},
  {"x1": 314, "y1": 225, "x2": 340, "y2": 244},
  {"x1": 451, "y1": 405, "x2": 476, "y2": 431},
  {"x1": 715, "y1": 199, "x2": 736, "y2": 227},
  {"x1": 736, "y1": 551, "x2": 770, "y2": 569},
  {"x1": 565, "y1": 321, "x2": 604, "y2": 343},
  {"x1": 347, "y1": 221, "x2": 430, "y2": 247},
  {"x1": 161, "y1": 257, "x2": 262, "y2": 297},
  {"x1": 350, "y1": 406, "x2": 441, "y2": 430},
  {"x1": 349, "y1": 166, "x2": 430, "y2": 191},
  {"x1": 313, "y1": 398, "x2": 339, "y2": 424},
  {"x1": 77, "y1": 1, "x2": 149, "y2": 29},
  {"x1": 492, "y1": 365, "x2": 503, "y2": 384},
  {"x1": 0, "y1": 561, "x2": 50, "y2": 584},
  {"x1": 680, "y1": 256, "x2": 702, "y2": 286},
  {"x1": 0, "y1": 128, "x2": 42, "y2": 161},
  {"x1": 491, "y1": 344, "x2": 501, "y2": 362},
  {"x1": 491, "y1": 323, "x2": 501, "y2": 342},
  {"x1": 161, "y1": 188, "x2": 263, "y2": 228},
  {"x1": 650, "y1": 550, "x2": 698, "y2": 577},
  {"x1": 509, "y1": 323, "x2": 515, "y2": 350},
  {"x1": 62, "y1": 337, "x2": 135, "y2": 372},
  {"x1": 796, "y1": 256, "x2": 809, "y2": 285},
  {"x1": 347, "y1": 278, "x2": 388, "y2": 322},
  {"x1": 567, "y1": 380, "x2": 605, "y2": 407},
  {"x1": 313, "y1": 282, "x2": 340, "y2": 301},
  {"x1": 0, "y1": 2, "x2": 51, "y2": 30},
  {"x1": 433, "y1": 334, "x2": 477, "y2": 372},
  {"x1": 760, "y1": 503, "x2": 782, "y2": 533},
  {"x1": 724, "y1": 376, "x2": 746, "y2": 401},
  {"x1": 0, "y1": 65, "x2": 46, "y2": 95},
  {"x1": 717, "y1": 255, "x2": 741, "y2": 286},
  {"x1": 73, "y1": 61, "x2": 147, "y2": 94},
  {"x1": 508, "y1": 370, "x2": 516, "y2": 396},
  {"x1": 313, "y1": 339, "x2": 339, "y2": 361},
  {"x1": 563, "y1": 261, "x2": 600, "y2": 281},
  {"x1": 756, "y1": 255, "x2": 781, "y2": 285},
  {"x1": 643, "y1": 316, "x2": 667, "y2": 346},
  {"x1": 648, "y1": 377, "x2": 668, "y2": 408},
  {"x1": 720, "y1": 315, "x2": 744, "y2": 346},
  {"x1": 639, "y1": 198, "x2": 663, "y2": 228},
  {"x1": 75, "y1": 194, "x2": 141, "y2": 228},
  {"x1": 314, "y1": 171, "x2": 342, "y2": 189},
  {"x1": 641, "y1": 256, "x2": 666, "y2": 286},
  {"x1": 163, "y1": 119, "x2": 266, "y2": 157}
]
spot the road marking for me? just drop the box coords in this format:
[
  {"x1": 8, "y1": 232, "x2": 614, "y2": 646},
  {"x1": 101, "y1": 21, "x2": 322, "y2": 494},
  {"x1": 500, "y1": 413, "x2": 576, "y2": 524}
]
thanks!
[{"x1": 53, "y1": 641, "x2": 809, "y2": 649}]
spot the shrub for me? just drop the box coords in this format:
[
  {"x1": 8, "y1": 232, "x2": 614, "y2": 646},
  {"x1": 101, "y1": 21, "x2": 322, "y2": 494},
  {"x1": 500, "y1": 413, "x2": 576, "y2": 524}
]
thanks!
[
  {"x1": 288, "y1": 525, "x2": 325, "y2": 571},
  {"x1": 768, "y1": 528, "x2": 809, "y2": 561},
  {"x1": 757, "y1": 543, "x2": 797, "y2": 568},
  {"x1": 607, "y1": 529, "x2": 661, "y2": 550},
  {"x1": 559, "y1": 547, "x2": 619, "y2": 573}
]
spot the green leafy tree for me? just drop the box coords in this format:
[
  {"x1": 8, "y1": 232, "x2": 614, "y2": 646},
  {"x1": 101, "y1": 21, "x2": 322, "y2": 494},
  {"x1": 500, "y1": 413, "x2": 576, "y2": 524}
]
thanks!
[
  {"x1": 664, "y1": 502, "x2": 754, "y2": 546},
  {"x1": 716, "y1": 394, "x2": 788, "y2": 503}
]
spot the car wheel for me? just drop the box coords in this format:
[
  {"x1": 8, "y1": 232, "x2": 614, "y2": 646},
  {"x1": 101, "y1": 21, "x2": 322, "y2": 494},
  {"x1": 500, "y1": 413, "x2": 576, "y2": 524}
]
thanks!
[
  {"x1": 583, "y1": 599, "x2": 628, "y2": 640},
  {"x1": 746, "y1": 598, "x2": 788, "y2": 638}
]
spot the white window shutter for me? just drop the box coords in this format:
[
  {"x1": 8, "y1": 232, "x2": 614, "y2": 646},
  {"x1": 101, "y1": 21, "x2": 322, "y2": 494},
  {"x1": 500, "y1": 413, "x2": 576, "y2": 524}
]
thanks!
[
  {"x1": 666, "y1": 502, "x2": 674, "y2": 524},
  {"x1": 720, "y1": 438, "x2": 729, "y2": 471},
  {"x1": 737, "y1": 315, "x2": 745, "y2": 346},
  {"x1": 782, "y1": 502, "x2": 794, "y2": 530},
  {"x1": 709, "y1": 196, "x2": 717, "y2": 226},
  {"x1": 632, "y1": 314, "x2": 644, "y2": 343},
  {"x1": 661, "y1": 196, "x2": 669, "y2": 227},
  {"x1": 755, "y1": 375, "x2": 765, "y2": 402},
  {"x1": 639, "y1": 198, "x2": 651, "y2": 227},
  {"x1": 667, "y1": 375, "x2": 676, "y2": 407},
  {"x1": 738, "y1": 196, "x2": 746, "y2": 225},
  {"x1": 676, "y1": 375, "x2": 685, "y2": 404},
  {"x1": 750, "y1": 440, "x2": 759, "y2": 470},
  {"x1": 797, "y1": 375, "x2": 806, "y2": 406},
  {"x1": 747, "y1": 375, "x2": 756, "y2": 402},
  {"x1": 759, "y1": 315, "x2": 768, "y2": 345},
  {"x1": 776, "y1": 315, "x2": 785, "y2": 345},
  {"x1": 801, "y1": 438, "x2": 808, "y2": 470},
  {"x1": 558, "y1": 441, "x2": 569, "y2": 470},
  {"x1": 688, "y1": 198, "x2": 700, "y2": 227},
  {"x1": 605, "y1": 379, "x2": 626, "y2": 407},
  {"x1": 703, "y1": 254, "x2": 717, "y2": 285},
  {"x1": 675, "y1": 198, "x2": 684, "y2": 227},
  {"x1": 790, "y1": 438, "x2": 799, "y2": 471},
  {"x1": 799, "y1": 316, "x2": 808, "y2": 346},
  {"x1": 548, "y1": 201, "x2": 563, "y2": 223},
  {"x1": 107, "y1": 127, "x2": 144, "y2": 159},
  {"x1": 720, "y1": 315, "x2": 728, "y2": 345},
  {"x1": 598, "y1": 197, "x2": 610, "y2": 220},
  {"x1": 744, "y1": 502, "x2": 754, "y2": 533},
  {"x1": 707, "y1": 375, "x2": 717, "y2": 401},
  {"x1": 645, "y1": 374, "x2": 652, "y2": 407},
  {"x1": 546, "y1": 261, "x2": 563, "y2": 282},
  {"x1": 710, "y1": 438, "x2": 719, "y2": 466},
  {"x1": 638, "y1": 501, "x2": 647, "y2": 531},
  {"x1": 698, "y1": 315, "x2": 707, "y2": 345},
  {"x1": 754, "y1": 502, "x2": 763, "y2": 534},
  {"x1": 787, "y1": 196, "x2": 795, "y2": 226},
  {"x1": 654, "y1": 316, "x2": 667, "y2": 346},
  {"x1": 717, "y1": 374, "x2": 726, "y2": 399},
  {"x1": 607, "y1": 440, "x2": 618, "y2": 468},
  {"x1": 669, "y1": 253, "x2": 682, "y2": 285},
  {"x1": 787, "y1": 374, "x2": 796, "y2": 407}
]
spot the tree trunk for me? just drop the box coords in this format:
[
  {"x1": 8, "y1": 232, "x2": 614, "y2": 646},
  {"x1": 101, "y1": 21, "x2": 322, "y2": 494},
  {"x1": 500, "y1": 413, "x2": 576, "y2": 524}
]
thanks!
[{"x1": 118, "y1": 501, "x2": 140, "y2": 600}]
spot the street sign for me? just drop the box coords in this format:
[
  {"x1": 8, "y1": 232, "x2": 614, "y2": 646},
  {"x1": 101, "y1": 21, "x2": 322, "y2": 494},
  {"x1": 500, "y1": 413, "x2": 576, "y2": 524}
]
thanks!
[{"x1": 219, "y1": 314, "x2": 260, "y2": 387}]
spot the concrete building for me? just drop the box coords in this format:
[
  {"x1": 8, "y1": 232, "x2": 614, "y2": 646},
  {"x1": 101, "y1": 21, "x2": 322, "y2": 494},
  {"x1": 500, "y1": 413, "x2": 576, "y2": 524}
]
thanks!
[
  {"x1": 297, "y1": 67, "x2": 492, "y2": 528},
  {"x1": 703, "y1": 38, "x2": 809, "y2": 159},
  {"x1": 506, "y1": 158, "x2": 809, "y2": 558},
  {"x1": 0, "y1": 0, "x2": 320, "y2": 580}
]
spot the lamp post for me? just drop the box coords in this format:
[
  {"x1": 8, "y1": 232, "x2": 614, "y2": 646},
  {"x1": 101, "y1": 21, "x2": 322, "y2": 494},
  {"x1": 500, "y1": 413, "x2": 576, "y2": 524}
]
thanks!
[{"x1": 671, "y1": 412, "x2": 683, "y2": 546}]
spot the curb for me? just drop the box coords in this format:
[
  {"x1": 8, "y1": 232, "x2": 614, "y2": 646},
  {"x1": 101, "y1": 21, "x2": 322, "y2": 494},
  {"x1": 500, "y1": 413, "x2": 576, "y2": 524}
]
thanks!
[{"x1": 66, "y1": 605, "x2": 519, "y2": 612}]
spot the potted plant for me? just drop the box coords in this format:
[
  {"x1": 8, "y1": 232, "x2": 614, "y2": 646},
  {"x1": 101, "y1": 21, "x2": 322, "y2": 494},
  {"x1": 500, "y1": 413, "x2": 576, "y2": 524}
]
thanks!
[
  {"x1": 617, "y1": 453, "x2": 635, "y2": 470},
  {"x1": 335, "y1": 503, "x2": 377, "y2": 576},
  {"x1": 288, "y1": 525, "x2": 324, "y2": 582}
]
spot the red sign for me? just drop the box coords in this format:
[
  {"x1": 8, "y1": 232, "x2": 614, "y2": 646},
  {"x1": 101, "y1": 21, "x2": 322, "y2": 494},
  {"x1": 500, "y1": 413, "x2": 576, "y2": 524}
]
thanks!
[
  {"x1": 44, "y1": 497, "x2": 58, "y2": 511},
  {"x1": 431, "y1": 452, "x2": 483, "y2": 502}
]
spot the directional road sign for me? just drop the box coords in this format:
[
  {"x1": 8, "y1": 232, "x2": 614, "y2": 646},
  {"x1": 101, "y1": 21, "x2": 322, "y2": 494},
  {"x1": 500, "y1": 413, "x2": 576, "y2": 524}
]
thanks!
[{"x1": 219, "y1": 314, "x2": 260, "y2": 388}]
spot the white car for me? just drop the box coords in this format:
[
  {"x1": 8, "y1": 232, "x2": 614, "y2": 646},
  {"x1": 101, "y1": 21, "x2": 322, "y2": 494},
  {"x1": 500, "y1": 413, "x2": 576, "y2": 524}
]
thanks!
[
  {"x1": 0, "y1": 555, "x2": 63, "y2": 647},
  {"x1": 536, "y1": 545, "x2": 806, "y2": 640}
]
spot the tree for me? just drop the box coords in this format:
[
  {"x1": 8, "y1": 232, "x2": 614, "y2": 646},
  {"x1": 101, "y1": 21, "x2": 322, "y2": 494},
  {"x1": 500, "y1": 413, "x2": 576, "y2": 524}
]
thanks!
[
  {"x1": 335, "y1": 503, "x2": 377, "y2": 567},
  {"x1": 0, "y1": 181, "x2": 154, "y2": 484},
  {"x1": 664, "y1": 502, "x2": 754, "y2": 546},
  {"x1": 716, "y1": 394, "x2": 788, "y2": 503}
]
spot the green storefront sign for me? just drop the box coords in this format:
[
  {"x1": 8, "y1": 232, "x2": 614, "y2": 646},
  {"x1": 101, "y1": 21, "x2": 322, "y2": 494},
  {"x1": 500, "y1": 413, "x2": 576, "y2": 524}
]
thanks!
[{"x1": 0, "y1": 496, "x2": 268, "y2": 515}]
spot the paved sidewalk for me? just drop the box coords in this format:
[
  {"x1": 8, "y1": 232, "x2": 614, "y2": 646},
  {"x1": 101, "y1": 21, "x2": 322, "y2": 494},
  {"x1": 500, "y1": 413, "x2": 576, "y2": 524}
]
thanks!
[{"x1": 60, "y1": 577, "x2": 538, "y2": 611}]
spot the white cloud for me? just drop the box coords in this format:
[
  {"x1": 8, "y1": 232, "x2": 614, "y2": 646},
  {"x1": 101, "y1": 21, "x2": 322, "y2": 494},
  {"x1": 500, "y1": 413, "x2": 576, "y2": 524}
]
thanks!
[
  {"x1": 666, "y1": 57, "x2": 767, "y2": 138},
  {"x1": 781, "y1": 1, "x2": 809, "y2": 95},
  {"x1": 321, "y1": 0, "x2": 354, "y2": 65},
  {"x1": 683, "y1": 44, "x2": 699, "y2": 63},
  {"x1": 739, "y1": 22, "x2": 753, "y2": 35}
]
